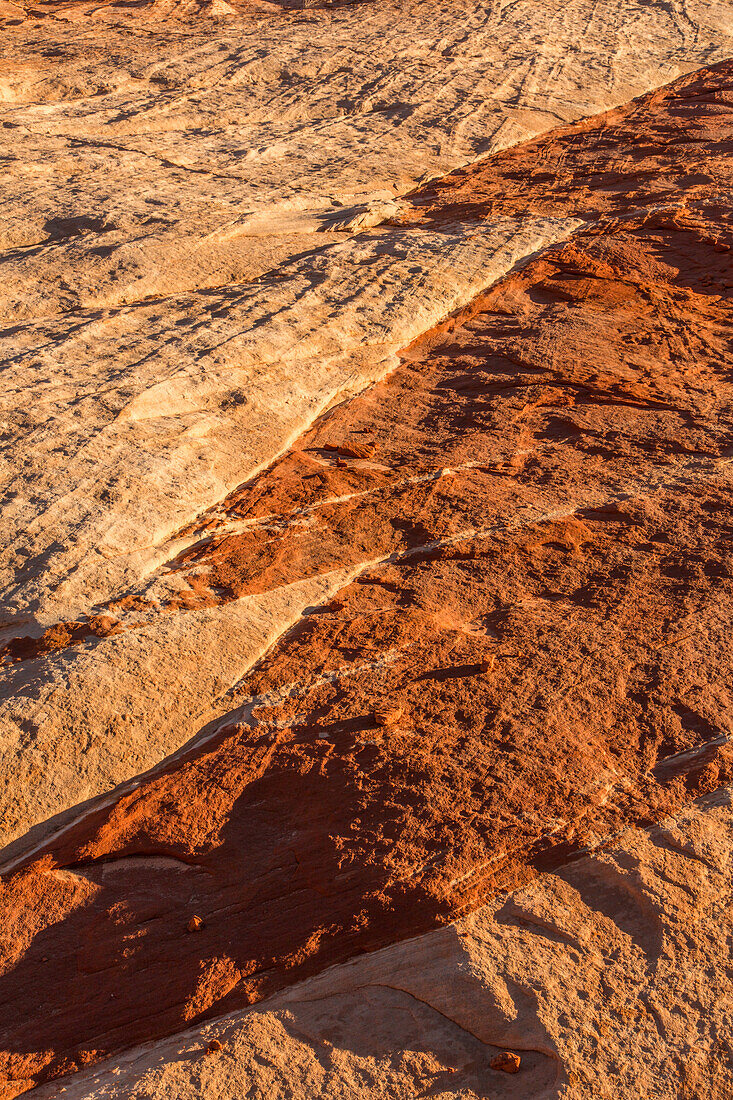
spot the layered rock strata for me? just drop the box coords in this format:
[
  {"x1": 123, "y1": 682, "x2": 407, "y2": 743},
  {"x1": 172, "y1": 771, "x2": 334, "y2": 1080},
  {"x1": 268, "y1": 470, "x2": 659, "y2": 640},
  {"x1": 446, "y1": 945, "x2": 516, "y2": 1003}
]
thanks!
[
  {"x1": 1, "y1": 55, "x2": 733, "y2": 1095},
  {"x1": 2, "y1": 0, "x2": 733, "y2": 857}
]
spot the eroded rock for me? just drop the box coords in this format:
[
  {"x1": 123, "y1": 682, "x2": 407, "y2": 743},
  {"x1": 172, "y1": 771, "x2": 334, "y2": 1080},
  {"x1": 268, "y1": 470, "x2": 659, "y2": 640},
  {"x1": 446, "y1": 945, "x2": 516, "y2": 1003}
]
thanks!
[{"x1": 2, "y1": 5, "x2": 733, "y2": 1099}]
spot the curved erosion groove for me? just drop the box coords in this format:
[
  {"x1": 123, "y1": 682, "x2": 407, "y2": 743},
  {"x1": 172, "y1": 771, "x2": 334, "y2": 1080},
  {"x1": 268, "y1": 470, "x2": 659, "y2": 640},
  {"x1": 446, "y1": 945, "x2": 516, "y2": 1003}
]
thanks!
[{"x1": 2, "y1": 27, "x2": 733, "y2": 1100}]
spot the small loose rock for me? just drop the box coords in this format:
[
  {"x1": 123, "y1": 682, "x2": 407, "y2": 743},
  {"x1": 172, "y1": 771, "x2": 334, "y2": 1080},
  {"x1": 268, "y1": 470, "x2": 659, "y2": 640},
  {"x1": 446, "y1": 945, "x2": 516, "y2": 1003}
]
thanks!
[
  {"x1": 187, "y1": 915, "x2": 205, "y2": 933},
  {"x1": 337, "y1": 442, "x2": 376, "y2": 459},
  {"x1": 374, "y1": 705, "x2": 403, "y2": 728},
  {"x1": 491, "y1": 1051, "x2": 521, "y2": 1073},
  {"x1": 205, "y1": 1039, "x2": 223, "y2": 1055}
]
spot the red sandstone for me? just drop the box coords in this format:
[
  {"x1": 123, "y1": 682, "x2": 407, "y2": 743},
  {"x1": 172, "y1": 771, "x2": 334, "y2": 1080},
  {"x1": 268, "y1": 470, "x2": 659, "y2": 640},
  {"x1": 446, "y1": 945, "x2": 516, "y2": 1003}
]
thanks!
[{"x1": 1, "y1": 60, "x2": 733, "y2": 1095}]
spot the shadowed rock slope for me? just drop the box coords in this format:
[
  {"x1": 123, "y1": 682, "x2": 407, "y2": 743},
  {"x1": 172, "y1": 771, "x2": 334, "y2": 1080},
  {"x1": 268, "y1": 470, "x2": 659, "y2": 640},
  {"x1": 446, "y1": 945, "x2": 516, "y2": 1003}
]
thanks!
[
  {"x1": 29, "y1": 787, "x2": 733, "y2": 1100},
  {"x1": 1, "y1": 58, "x2": 733, "y2": 1096}
]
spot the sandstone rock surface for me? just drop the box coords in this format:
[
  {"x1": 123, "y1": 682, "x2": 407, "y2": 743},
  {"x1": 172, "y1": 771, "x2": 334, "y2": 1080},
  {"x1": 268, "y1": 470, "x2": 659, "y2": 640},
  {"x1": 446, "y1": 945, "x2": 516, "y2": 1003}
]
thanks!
[
  {"x1": 3, "y1": 0, "x2": 733, "y2": 855},
  {"x1": 1, "y1": 0, "x2": 733, "y2": 1096},
  {"x1": 28, "y1": 788, "x2": 733, "y2": 1100}
]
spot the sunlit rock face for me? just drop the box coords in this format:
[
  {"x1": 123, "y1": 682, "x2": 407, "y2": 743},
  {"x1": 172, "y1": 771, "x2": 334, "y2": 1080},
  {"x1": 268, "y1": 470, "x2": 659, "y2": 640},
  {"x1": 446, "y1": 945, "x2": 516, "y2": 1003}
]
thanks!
[{"x1": 1, "y1": 1, "x2": 733, "y2": 1096}]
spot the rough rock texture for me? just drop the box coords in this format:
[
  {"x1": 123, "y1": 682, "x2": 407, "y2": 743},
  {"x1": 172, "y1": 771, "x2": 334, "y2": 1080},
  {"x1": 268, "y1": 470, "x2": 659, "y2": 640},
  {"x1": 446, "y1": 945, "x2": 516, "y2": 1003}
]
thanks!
[
  {"x1": 3, "y1": 3, "x2": 733, "y2": 1098},
  {"x1": 3, "y1": 0, "x2": 733, "y2": 856},
  {"x1": 0, "y1": 213, "x2": 587, "y2": 856},
  {"x1": 1, "y1": 50, "x2": 733, "y2": 1095},
  {"x1": 28, "y1": 787, "x2": 733, "y2": 1100}
]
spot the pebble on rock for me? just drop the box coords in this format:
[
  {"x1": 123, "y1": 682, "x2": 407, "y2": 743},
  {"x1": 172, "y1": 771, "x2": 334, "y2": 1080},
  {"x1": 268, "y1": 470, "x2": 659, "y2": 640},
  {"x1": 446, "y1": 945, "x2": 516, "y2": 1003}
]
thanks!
[
  {"x1": 490, "y1": 1051, "x2": 521, "y2": 1073},
  {"x1": 373, "y1": 706, "x2": 403, "y2": 728}
]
